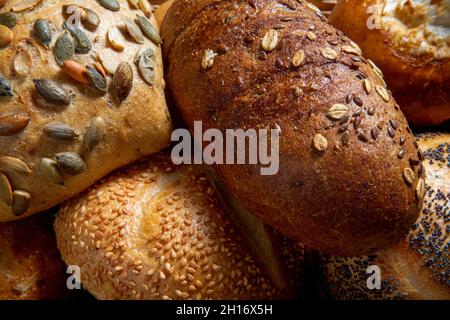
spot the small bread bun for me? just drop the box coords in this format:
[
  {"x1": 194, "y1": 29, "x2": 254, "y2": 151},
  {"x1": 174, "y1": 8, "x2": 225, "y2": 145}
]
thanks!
[
  {"x1": 330, "y1": 0, "x2": 449, "y2": 127},
  {"x1": 317, "y1": 133, "x2": 450, "y2": 300},
  {"x1": 0, "y1": 0, "x2": 172, "y2": 221},
  {"x1": 0, "y1": 212, "x2": 69, "y2": 300},
  {"x1": 54, "y1": 153, "x2": 304, "y2": 300},
  {"x1": 155, "y1": 0, "x2": 173, "y2": 27}
]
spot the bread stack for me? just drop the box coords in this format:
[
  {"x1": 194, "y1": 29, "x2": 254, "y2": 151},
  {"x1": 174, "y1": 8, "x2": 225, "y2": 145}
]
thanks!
[{"x1": 0, "y1": 0, "x2": 448, "y2": 300}]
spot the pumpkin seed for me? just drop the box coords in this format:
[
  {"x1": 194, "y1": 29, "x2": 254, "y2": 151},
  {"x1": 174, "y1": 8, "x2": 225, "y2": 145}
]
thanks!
[
  {"x1": 416, "y1": 178, "x2": 425, "y2": 202},
  {"x1": 39, "y1": 158, "x2": 64, "y2": 186},
  {"x1": 98, "y1": 50, "x2": 118, "y2": 74},
  {"x1": 86, "y1": 65, "x2": 107, "y2": 92},
  {"x1": 63, "y1": 60, "x2": 89, "y2": 84},
  {"x1": 0, "y1": 25, "x2": 13, "y2": 47},
  {"x1": 33, "y1": 19, "x2": 52, "y2": 48},
  {"x1": 201, "y1": 49, "x2": 216, "y2": 69},
  {"x1": 83, "y1": 8, "x2": 100, "y2": 31},
  {"x1": 342, "y1": 45, "x2": 360, "y2": 55},
  {"x1": 13, "y1": 49, "x2": 33, "y2": 77},
  {"x1": 84, "y1": 116, "x2": 106, "y2": 152},
  {"x1": 55, "y1": 152, "x2": 86, "y2": 175},
  {"x1": 54, "y1": 31, "x2": 75, "y2": 66},
  {"x1": 114, "y1": 62, "x2": 133, "y2": 103},
  {"x1": 261, "y1": 29, "x2": 278, "y2": 52},
  {"x1": 12, "y1": 190, "x2": 31, "y2": 216},
  {"x1": 11, "y1": 0, "x2": 41, "y2": 12},
  {"x1": 327, "y1": 104, "x2": 349, "y2": 120},
  {"x1": 321, "y1": 47, "x2": 337, "y2": 60},
  {"x1": 0, "y1": 113, "x2": 30, "y2": 136},
  {"x1": 0, "y1": 73, "x2": 13, "y2": 97},
  {"x1": 107, "y1": 26, "x2": 126, "y2": 51},
  {"x1": 375, "y1": 85, "x2": 390, "y2": 102},
  {"x1": 124, "y1": 17, "x2": 145, "y2": 44},
  {"x1": 128, "y1": 0, "x2": 139, "y2": 9},
  {"x1": 0, "y1": 156, "x2": 32, "y2": 174},
  {"x1": 64, "y1": 22, "x2": 92, "y2": 54},
  {"x1": 137, "y1": 47, "x2": 155, "y2": 84},
  {"x1": 0, "y1": 172, "x2": 12, "y2": 206},
  {"x1": 313, "y1": 133, "x2": 327, "y2": 151},
  {"x1": 43, "y1": 123, "x2": 79, "y2": 140},
  {"x1": 135, "y1": 14, "x2": 161, "y2": 45},
  {"x1": 97, "y1": 0, "x2": 120, "y2": 11},
  {"x1": 33, "y1": 79, "x2": 71, "y2": 106},
  {"x1": 403, "y1": 168, "x2": 415, "y2": 186},
  {"x1": 138, "y1": 0, "x2": 152, "y2": 17},
  {"x1": 0, "y1": 12, "x2": 17, "y2": 28},
  {"x1": 292, "y1": 50, "x2": 305, "y2": 67}
]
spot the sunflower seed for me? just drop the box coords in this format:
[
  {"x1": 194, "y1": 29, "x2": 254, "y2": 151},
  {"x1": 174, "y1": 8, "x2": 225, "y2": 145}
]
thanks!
[
  {"x1": 0, "y1": 25, "x2": 13, "y2": 47},
  {"x1": 13, "y1": 49, "x2": 33, "y2": 77},
  {"x1": 292, "y1": 50, "x2": 305, "y2": 67},
  {"x1": 0, "y1": 73, "x2": 13, "y2": 97},
  {"x1": 107, "y1": 26, "x2": 126, "y2": 51},
  {"x1": 201, "y1": 49, "x2": 216, "y2": 69},
  {"x1": 83, "y1": 8, "x2": 100, "y2": 31},
  {"x1": 358, "y1": 130, "x2": 369, "y2": 142},
  {"x1": 321, "y1": 47, "x2": 337, "y2": 60},
  {"x1": 43, "y1": 123, "x2": 78, "y2": 140},
  {"x1": 137, "y1": 47, "x2": 156, "y2": 85},
  {"x1": 63, "y1": 60, "x2": 89, "y2": 84},
  {"x1": 342, "y1": 131, "x2": 350, "y2": 145},
  {"x1": 135, "y1": 14, "x2": 161, "y2": 45},
  {"x1": 261, "y1": 29, "x2": 278, "y2": 52},
  {"x1": 403, "y1": 168, "x2": 415, "y2": 186},
  {"x1": 98, "y1": 50, "x2": 118, "y2": 74},
  {"x1": 39, "y1": 158, "x2": 64, "y2": 186},
  {"x1": 86, "y1": 66, "x2": 107, "y2": 92},
  {"x1": 84, "y1": 116, "x2": 106, "y2": 152},
  {"x1": 64, "y1": 23, "x2": 92, "y2": 54},
  {"x1": 398, "y1": 149, "x2": 405, "y2": 159},
  {"x1": 55, "y1": 152, "x2": 86, "y2": 175},
  {"x1": 0, "y1": 12, "x2": 17, "y2": 28},
  {"x1": 387, "y1": 127, "x2": 395, "y2": 138},
  {"x1": 33, "y1": 19, "x2": 52, "y2": 48},
  {"x1": 12, "y1": 190, "x2": 31, "y2": 216},
  {"x1": 368, "y1": 59, "x2": 383, "y2": 78},
  {"x1": 415, "y1": 178, "x2": 425, "y2": 202},
  {"x1": 138, "y1": 0, "x2": 152, "y2": 17},
  {"x1": 0, "y1": 172, "x2": 12, "y2": 206},
  {"x1": 368, "y1": 106, "x2": 376, "y2": 115},
  {"x1": 363, "y1": 78, "x2": 372, "y2": 94},
  {"x1": 114, "y1": 62, "x2": 133, "y2": 102},
  {"x1": 371, "y1": 128, "x2": 379, "y2": 140},
  {"x1": 0, "y1": 113, "x2": 30, "y2": 136},
  {"x1": 54, "y1": 31, "x2": 75, "y2": 66},
  {"x1": 11, "y1": 0, "x2": 41, "y2": 12},
  {"x1": 313, "y1": 133, "x2": 327, "y2": 151},
  {"x1": 34, "y1": 79, "x2": 71, "y2": 106},
  {"x1": 327, "y1": 104, "x2": 349, "y2": 120},
  {"x1": 124, "y1": 17, "x2": 145, "y2": 44},
  {"x1": 0, "y1": 156, "x2": 31, "y2": 174},
  {"x1": 97, "y1": 0, "x2": 120, "y2": 11},
  {"x1": 375, "y1": 85, "x2": 390, "y2": 102}
]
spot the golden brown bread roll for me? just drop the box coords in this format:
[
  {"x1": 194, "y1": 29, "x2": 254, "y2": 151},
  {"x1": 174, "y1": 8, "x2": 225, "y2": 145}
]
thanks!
[
  {"x1": 0, "y1": 0, "x2": 172, "y2": 221},
  {"x1": 0, "y1": 212, "x2": 70, "y2": 300},
  {"x1": 54, "y1": 153, "x2": 304, "y2": 300},
  {"x1": 329, "y1": 0, "x2": 449, "y2": 127},
  {"x1": 161, "y1": 0, "x2": 422, "y2": 255},
  {"x1": 317, "y1": 133, "x2": 450, "y2": 300}
]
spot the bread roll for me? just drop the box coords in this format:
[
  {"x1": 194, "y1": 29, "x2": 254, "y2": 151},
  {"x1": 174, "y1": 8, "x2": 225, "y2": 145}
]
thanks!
[
  {"x1": 0, "y1": 212, "x2": 70, "y2": 300},
  {"x1": 0, "y1": 0, "x2": 172, "y2": 221},
  {"x1": 329, "y1": 0, "x2": 449, "y2": 127},
  {"x1": 317, "y1": 133, "x2": 450, "y2": 300},
  {"x1": 161, "y1": 0, "x2": 421, "y2": 255},
  {"x1": 54, "y1": 153, "x2": 304, "y2": 300}
]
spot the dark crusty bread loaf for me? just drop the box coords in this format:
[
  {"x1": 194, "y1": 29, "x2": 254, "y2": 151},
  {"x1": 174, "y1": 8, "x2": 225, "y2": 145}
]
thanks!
[
  {"x1": 317, "y1": 133, "x2": 450, "y2": 300},
  {"x1": 161, "y1": 0, "x2": 422, "y2": 255}
]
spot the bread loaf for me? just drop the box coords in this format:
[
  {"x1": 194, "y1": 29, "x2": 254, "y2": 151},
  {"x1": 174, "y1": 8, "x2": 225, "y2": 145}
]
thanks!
[
  {"x1": 329, "y1": 0, "x2": 449, "y2": 127},
  {"x1": 317, "y1": 133, "x2": 450, "y2": 300},
  {"x1": 0, "y1": 0, "x2": 172, "y2": 221},
  {"x1": 161, "y1": 0, "x2": 421, "y2": 255},
  {"x1": 54, "y1": 153, "x2": 304, "y2": 300}
]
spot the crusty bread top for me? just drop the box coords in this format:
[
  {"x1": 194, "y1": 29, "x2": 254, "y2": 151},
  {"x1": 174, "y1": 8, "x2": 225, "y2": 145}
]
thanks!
[
  {"x1": 0, "y1": 0, "x2": 172, "y2": 221},
  {"x1": 162, "y1": 0, "x2": 421, "y2": 255}
]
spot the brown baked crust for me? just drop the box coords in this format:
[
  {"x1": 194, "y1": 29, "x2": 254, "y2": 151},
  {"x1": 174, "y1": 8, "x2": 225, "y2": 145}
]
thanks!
[
  {"x1": 329, "y1": 0, "x2": 450, "y2": 127},
  {"x1": 318, "y1": 133, "x2": 450, "y2": 300},
  {"x1": 0, "y1": 212, "x2": 70, "y2": 300},
  {"x1": 0, "y1": 0, "x2": 172, "y2": 221},
  {"x1": 54, "y1": 153, "x2": 304, "y2": 300},
  {"x1": 162, "y1": 0, "x2": 420, "y2": 255},
  {"x1": 155, "y1": 0, "x2": 174, "y2": 27}
]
